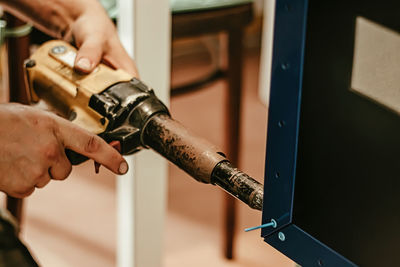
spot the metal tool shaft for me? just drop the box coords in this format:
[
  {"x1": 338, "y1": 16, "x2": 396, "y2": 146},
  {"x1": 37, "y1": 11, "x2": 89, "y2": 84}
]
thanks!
[
  {"x1": 142, "y1": 114, "x2": 264, "y2": 210},
  {"x1": 212, "y1": 161, "x2": 263, "y2": 210}
]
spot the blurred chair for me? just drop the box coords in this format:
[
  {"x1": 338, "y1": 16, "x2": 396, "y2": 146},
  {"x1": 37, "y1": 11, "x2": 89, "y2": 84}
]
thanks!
[{"x1": 170, "y1": 0, "x2": 253, "y2": 259}]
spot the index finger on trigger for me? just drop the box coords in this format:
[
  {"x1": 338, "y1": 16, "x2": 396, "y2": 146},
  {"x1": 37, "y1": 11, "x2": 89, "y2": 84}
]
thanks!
[{"x1": 56, "y1": 117, "x2": 128, "y2": 175}]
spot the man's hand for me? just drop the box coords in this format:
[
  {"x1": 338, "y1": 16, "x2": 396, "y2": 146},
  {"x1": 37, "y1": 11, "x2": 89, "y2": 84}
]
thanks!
[
  {"x1": 70, "y1": 3, "x2": 138, "y2": 75},
  {"x1": 1, "y1": 0, "x2": 138, "y2": 76},
  {"x1": 0, "y1": 103, "x2": 128, "y2": 198},
  {"x1": 0, "y1": 0, "x2": 136, "y2": 197}
]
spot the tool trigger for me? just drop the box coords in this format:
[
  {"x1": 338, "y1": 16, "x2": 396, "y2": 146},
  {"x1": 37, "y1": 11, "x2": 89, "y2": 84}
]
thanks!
[
  {"x1": 94, "y1": 161, "x2": 101, "y2": 174},
  {"x1": 109, "y1": 140, "x2": 121, "y2": 152}
]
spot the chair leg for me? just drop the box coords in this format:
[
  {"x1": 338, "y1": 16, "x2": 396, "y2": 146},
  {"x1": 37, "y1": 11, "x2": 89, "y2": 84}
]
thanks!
[
  {"x1": 4, "y1": 13, "x2": 31, "y2": 225},
  {"x1": 223, "y1": 27, "x2": 244, "y2": 260},
  {"x1": 5, "y1": 14, "x2": 31, "y2": 105}
]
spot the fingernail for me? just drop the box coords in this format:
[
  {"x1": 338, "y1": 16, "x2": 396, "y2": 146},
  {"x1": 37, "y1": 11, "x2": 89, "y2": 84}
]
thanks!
[
  {"x1": 119, "y1": 161, "x2": 129, "y2": 174},
  {"x1": 76, "y1": 58, "x2": 92, "y2": 71}
]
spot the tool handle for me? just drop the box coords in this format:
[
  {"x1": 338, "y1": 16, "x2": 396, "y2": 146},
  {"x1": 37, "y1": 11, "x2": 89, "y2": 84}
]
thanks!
[
  {"x1": 65, "y1": 140, "x2": 122, "y2": 167},
  {"x1": 65, "y1": 149, "x2": 88, "y2": 165}
]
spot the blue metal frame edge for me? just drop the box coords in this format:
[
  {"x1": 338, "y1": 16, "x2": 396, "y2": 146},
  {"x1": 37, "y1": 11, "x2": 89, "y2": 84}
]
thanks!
[
  {"x1": 265, "y1": 225, "x2": 357, "y2": 267},
  {"x1": 261, "y1": 0, "x2": 358, "y2": 266},
  {"x1": 261, "y1": 0, "x2": 308, "y2": 236}
]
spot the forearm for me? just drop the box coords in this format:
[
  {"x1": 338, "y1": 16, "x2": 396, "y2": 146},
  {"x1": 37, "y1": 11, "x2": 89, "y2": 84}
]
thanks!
[{"x1": 0, "y1": 0, "x2": 104, "y2": 39}]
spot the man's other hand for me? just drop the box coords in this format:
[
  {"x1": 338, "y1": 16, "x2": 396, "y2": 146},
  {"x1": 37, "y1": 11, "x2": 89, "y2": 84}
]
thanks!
[
  {"x1": 70, "y1": 3, "x2": 138, "y2": 76},
  {"x1": 0, "y1": 103, "x2": 128, "y2": 198}
]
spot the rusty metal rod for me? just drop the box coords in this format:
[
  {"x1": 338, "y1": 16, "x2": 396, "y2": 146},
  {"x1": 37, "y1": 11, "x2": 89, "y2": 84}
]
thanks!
[
  {"x1": 212, "y1": 161, "x2": 263, "y2": 210},
  {"x1": 142, "y1": 113, "x2": 263, "y2": 210}
]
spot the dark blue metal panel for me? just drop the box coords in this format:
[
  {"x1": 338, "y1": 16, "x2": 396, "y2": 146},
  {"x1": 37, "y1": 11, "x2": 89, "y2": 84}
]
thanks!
[
  {"x1": 265, "y1": 225, "x2": 357, "y2": 267},
  {"x1": 261, "y1": 0, "x2": 361, "y2": 266},
  {"x1": 262, "y1": 0, "x2": 400, "y2": 266},
  {"x1": 261, "y1": 0, "x2": 308, "y2": 236}
]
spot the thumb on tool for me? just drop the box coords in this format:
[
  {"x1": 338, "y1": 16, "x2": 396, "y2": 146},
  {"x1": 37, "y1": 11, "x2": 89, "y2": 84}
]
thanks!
[{"x1": 74, "y1": 37, "x2": 103, "y2": 74}]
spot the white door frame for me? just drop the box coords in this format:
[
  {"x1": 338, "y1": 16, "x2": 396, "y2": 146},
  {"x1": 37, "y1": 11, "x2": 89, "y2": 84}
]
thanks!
[{"x1": 116, "y1": 1, "x2": 171, "y2": 266}]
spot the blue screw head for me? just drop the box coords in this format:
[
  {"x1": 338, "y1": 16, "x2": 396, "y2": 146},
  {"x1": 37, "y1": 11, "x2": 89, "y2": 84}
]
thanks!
[{"x1": 281, "y1": 63, "x2": 290, "y2": 70}]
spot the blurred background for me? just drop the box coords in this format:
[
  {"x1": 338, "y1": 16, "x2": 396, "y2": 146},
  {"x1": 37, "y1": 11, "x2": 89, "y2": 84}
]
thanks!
[{"x1": 0, "y1": 0, "x2": 295, "y2": 266}]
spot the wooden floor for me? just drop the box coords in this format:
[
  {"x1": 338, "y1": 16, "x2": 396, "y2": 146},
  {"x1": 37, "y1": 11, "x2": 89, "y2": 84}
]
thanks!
[{"x1": 5, "y1": 38, "x2": 295, "y2": 267}]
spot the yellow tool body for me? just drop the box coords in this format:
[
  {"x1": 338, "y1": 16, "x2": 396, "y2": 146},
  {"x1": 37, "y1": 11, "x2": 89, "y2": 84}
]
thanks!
[{"x1": 25, "y1": 40, "x2": 131, "y2": 134}]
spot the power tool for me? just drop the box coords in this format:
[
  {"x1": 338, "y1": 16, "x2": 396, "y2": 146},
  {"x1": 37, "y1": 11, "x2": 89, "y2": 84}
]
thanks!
[{"x1": 24, "y1": 40, "x2": 263, "y2": 210}]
